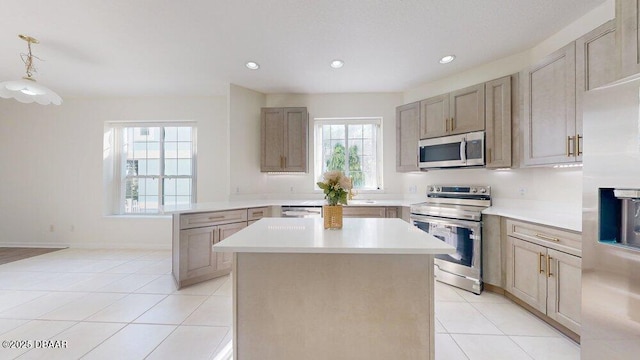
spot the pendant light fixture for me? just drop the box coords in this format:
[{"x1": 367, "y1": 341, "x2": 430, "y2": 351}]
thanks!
[{"x1": 0, "y1": 35, "x2": 62, "y2": 105}]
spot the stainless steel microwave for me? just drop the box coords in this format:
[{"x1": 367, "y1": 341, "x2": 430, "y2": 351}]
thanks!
[{"x1": 418, "y1": 131, "x2": 485, "y2": 169}]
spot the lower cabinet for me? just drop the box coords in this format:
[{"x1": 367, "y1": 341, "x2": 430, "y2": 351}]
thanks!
[
  {"x1": 386, "y1": 207, "x2": 399, "y2": 218},
  {"x1": 505, "y1": 219, "x2": 582, "y2": 335},
  {"x1": 546, "y1": 248, "x2": 582, "y2": 333},
  {"x1": 178, "y1": 221, "x2": 246, "y2": 287},
  {"x1": 173, "y1": 208, "x2": 253, "y2": 288},
  {"x1": 343, "y1": 206, "x2": 387, "y2": 218},
  {"x1": 180, "y1": 226, "x2": 218, "y2": 279},
  {"x1": 216, "y1": 222, "x2": 247, "y2": 271}
]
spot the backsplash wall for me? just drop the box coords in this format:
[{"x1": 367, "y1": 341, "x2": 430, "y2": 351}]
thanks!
[{"x1": 401, "y1": 167, "x2": 583, "y2": 212}]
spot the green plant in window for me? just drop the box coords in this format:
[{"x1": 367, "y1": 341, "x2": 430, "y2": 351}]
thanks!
[
  {"x1": 325, "y1": 143, "x2": 346, "y2": 172},
  {"x1": 125, "y1": 160, "x2": 139, "y2": 200},
  {"x1": 326, "y1": 143, "x2": 364, "y2": 188},
  {"x1": 348, "y1": 146, "x2": 364, "y2": 188}
]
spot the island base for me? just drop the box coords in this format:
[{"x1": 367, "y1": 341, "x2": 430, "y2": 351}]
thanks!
[{"x1": 233, "y1": 252, "x2": 435, "y2": 360}]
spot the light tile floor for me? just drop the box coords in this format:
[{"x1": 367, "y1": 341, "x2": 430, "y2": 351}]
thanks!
[{"x1": 0, "y1": 249, "x2": 579, "y2": 359}]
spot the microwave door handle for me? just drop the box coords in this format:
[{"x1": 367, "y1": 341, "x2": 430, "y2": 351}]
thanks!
[{"x1": 460, "y1": 138, "x2": 467, "y2": 163}]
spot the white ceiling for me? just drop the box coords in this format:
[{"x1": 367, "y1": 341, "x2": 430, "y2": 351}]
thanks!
[{"x1": 1, "y1": 0, "x2": 606, "y2": 97}]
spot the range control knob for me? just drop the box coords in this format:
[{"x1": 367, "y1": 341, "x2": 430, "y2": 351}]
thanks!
[
  {"x1": 471, "y1": 188, "x2": 478, "y2": 193},
  {"x1": 479, "y1": 188, "x2": 487, "y2": 194},
  {"x1": 428, "y1": 186, "x2": 435, "y2": 192},
  {"x1": 435, "y1": 187, "x2": 441, "y2": 192}
]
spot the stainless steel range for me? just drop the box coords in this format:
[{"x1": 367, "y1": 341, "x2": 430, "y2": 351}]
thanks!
[{"x1": 410, "y1": 185, "x2": 491, "y2": 294}]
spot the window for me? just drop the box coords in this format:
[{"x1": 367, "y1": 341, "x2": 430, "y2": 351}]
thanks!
[
  {"x1": 315, "y1": 118, "x2": 382, "y2": 190},
  {"x1": 111, "y1": 124, "x2": 196, "y2": 214}
]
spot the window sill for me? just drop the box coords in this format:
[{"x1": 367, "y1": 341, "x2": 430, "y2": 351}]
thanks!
[{"x1": 104, "y1": 214, "x2": 172, "y2": 219}]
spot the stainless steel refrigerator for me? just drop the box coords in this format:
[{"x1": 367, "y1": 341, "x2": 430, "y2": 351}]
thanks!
[{"x1": 582, "y1": 74, "x2": 640, "y2": 359}]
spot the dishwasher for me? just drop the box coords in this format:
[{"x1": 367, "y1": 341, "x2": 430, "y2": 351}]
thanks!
[{"x1": 280, "y1": 206, "x2": 322, "y2": 218}]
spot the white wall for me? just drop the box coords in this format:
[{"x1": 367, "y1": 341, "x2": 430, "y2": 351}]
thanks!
[
  {"x1": 228, "y1": 84, "x2": 266, "y2": 196},
  {"x1": 404, "y1": 0, "x2": 615, "y2": 102},
  {"x1": 398, "y1": 0, "x2": 615, "y2": 212},
  {"x1": 0, "y1": 1, "x2": 615, "y2": 249},
  {"x1": 0, "y1": 96, "x2": 227, "y2": 249},
  {"x1": 228, "y1": 91, "x2": 404, "y2": 199}
]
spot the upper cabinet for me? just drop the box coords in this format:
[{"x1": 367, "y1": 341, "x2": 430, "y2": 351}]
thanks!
[
  {"x1": 449, "y1": 84, "x2": 486, "y2": 135},
  {"x1": 396, "y1": 102, "x2": 420, "y2": 172},
  {"x1": 522, "y1": 42, "x2": 578, "y2": 166},
  {"x1": 523, "y1": 19, "x2": 618, "y2": 167},
  {"x1": 420, "y1": 84, "x2": 485, "y2": 139},
  {"x1": 576, "y1": 20, "x2": 617, "y2": 163},
  {"x1": 617, "y1": 0, "x2": 640, "y2": 78},
  {"x1": 261, "y1": 107, "x2": 308, "y2": 172},
  {"x1": 485, "y1": 75, "x2": 513, "y2": 169},
  {"x1": 419, "y1": 94, "x2": 449, "y2": 139},
  {"x1": 396, "y1": 78, "x2": 509, "y2": 171}
]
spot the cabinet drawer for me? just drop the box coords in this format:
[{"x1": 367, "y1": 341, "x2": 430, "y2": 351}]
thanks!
[
  {"x1": 247, "y1": 207, "x2": 270, "y2": 221},
  {"x1": 180, "y1": 209, "x2": 248, "y2": 230},
  {"x1": 343, "y1": 206, "x2": 386, "y2": 218},
  {"x1": 506, "y1": 219, "x2": 581, "y2": 255}
]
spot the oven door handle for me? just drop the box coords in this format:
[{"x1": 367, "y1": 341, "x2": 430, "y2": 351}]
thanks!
[{"x1": 410, "y1": 214, "x2": 480, "y2": 230}]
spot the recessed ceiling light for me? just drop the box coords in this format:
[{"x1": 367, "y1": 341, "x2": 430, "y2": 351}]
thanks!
[
  {"x1": 330, "y1": 59, "x2": 344, "y2": 69},
  {"x1": 245, "y1": 61, "x2": 260, "y2": 70},
  {"x1": 439, "y1": 55, "x2": 456, "y2": 64}
]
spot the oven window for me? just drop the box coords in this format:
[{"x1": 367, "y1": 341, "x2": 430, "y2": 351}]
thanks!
[
  {"x1": 413, "y1": 220, "x2": 474, "y2": 267},
  {"x1": 420, "y1": 142, "x2": 461, "y2": 162}
]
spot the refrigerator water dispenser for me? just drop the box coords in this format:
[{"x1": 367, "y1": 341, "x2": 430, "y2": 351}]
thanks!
[
  {"x1": 599, "y1": 188, "x2": 640, "y2": 249},
  {"x1": 616, "y1": 189, "x2": 640, "y2": 248}
]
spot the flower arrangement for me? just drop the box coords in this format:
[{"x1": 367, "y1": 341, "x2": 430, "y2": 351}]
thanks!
[{"x1": 316, "y1": 170, "x2": 353, "y2": 206}]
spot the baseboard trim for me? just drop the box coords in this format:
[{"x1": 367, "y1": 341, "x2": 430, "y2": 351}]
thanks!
[
  {"x1": 0, "y1": 242, "x2": 170, "y2": 251},
  {"x1": 0, "y1": 242, "x2": 68, "y2": 249},
  {"x1": 484, "y1": 283, "x2": 505, "y2": 295},
  {"x1": 504, "y1": 291, "x2": 580, "y2": 344}
]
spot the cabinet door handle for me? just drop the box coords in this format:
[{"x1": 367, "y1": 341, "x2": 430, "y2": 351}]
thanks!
[
  {"x1": 567, "y1": 136, "x2": 575, "y2": 157},
  {"x1": 451, "y1": 117, "x2": 455, "y2": 131},
  {"x1": 284, "y1": 156, "x2": 287, "y2": 168},
  {"x1": 280, "y1": 156, "x2": 284, "y2": 168},
  {"x1": 576, "y1": 134, "x2": 583, "y2": 156},
  {"x1": 535, "y1": 233, "x2": 560, "y2": 242},
  {"x1": 547, "y1": 255, "x2": 553, "y2": 278},
  {"x1": 445, "y1": 118, "x2": 449, "y2": 132},
  {"x1": 487, "y1": 148, "x2": 492, "y2": 163},
  {"x1": 539, "y1": 252, "x2": 545, "y2": 274}
]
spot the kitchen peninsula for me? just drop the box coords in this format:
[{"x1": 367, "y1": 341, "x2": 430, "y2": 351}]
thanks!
[{"x1": 213, "y1": 217, "x2": 455, "y2": 360}]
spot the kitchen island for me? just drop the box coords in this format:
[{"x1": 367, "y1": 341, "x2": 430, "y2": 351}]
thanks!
[{"x1": 213, "y1": 217, "x2": 454, "y2": 360}]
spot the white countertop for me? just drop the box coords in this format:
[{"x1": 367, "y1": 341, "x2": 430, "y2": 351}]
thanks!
[
  {"x1": 164, "y1": 198, "x2": 581, "y2": 232},
  {"x1": 482, "y1": 200, "x2": 582, "y2": 232},
  {"x1": 162, "y1": 199, "x2": 415, "y2": 214},
  {"x1": 213, "y1": 217, "x2": 456, "y2": 255}
]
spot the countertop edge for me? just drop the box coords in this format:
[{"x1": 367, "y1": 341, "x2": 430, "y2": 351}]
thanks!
[
  {"x1": 163, "y1": 199, "x2": 415, "y2": 214},
  {"x1": 212, "y1": 246, "x2": 457, "y2": 255},
  {"x1": 482, "y1": 207, "x2": 582, "y2": 232}
]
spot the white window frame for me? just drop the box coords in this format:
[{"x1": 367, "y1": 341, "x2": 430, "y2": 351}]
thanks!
[
  {"x1": 107, "y1": 121, "x2": 197, "y2": 214},
  {"x1": 314, "y1": 117, "x2": 383, "y2": 192}
]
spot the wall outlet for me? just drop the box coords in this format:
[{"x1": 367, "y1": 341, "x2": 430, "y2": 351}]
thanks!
[
  {"x1": 518, "y1": 187, "x2": 527, "y2": 196},
  {"x1": 49, "y1": 225, "x2": 54, "y2": 232},
  {"x1": 290, "y1": 186, "x2": 294, "y2": 193},
  {"x1": 409, "y1": 185, "x2": 417, "y2": 194},
  {"x1": 236, "y1": 186, "x2": 240, "y2": 194}
]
